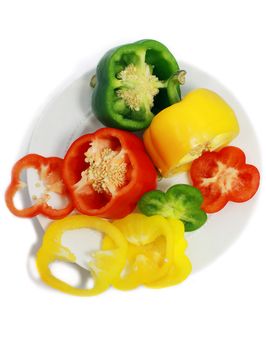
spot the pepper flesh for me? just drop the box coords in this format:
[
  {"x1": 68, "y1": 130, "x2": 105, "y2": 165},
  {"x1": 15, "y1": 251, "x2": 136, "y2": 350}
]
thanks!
[
  {"x1": 62, "y1": 128, "x2": 157, "y2": 219},
  {"x1": 5, "y1": 154, "x2": 74, "y2": 219},
  {"x1": 147, "y1": 218, "x2": 192, "y2": 288},
  {"x1": 138, "y1": 184, "x2": 207, "y2": 232},
  {"x1": 102, "y1": 213, "x2": 191, "y2": 290},
  {"x1": 144, "y1": 88, "x2": 240, "y2": 176},
  {"x1": 36, "y1": 215, "x2": 128, "y2": 296},
  {"x1": 91, "y1": 39, "x2": 184, "y2": 131},
  {"x1": 190, "y1": 146, "x2": 260, "y2": 213}
]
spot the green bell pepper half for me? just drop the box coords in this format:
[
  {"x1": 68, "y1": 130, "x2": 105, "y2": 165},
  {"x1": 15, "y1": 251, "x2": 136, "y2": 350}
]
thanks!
[
  {"x1": 91, "y1": 39, "x2": 185, "y2": 131},
  {"x1": 138, "y1": 184, "x2": 207, "y2": 232}
]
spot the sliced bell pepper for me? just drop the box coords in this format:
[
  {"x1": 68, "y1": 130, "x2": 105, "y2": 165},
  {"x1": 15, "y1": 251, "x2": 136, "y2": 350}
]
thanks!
[
  {"x1": 190, "y1": 146, "x2": 260, "y2": 213},
  {"x1": 146, "y1": 218, "x2": 192, "y2": 288},
  {"x1": 102, "y1": 213, "x2": 191, "y2": 290},
  {"x1": 36, "y1": 215, "x2": 128, "y2": 296},
  {"x1": 62, "y1": 128, "x2": 157, "y2": 219},
  {"x1": 138, "y1": 184, "x2": 207, "y2": 232},
  {"x1": 91, "y1": 39, "x2": 185, "y2": 131},
  {"x1": 144, "y1": 88, "x2": 240, "y2": 176},
  {"x1": 105, "y1": 214, "x2": 174, "y2": 290},
  {"x1": 5, "y1": 154, "x2": 74, "y2": 219}
]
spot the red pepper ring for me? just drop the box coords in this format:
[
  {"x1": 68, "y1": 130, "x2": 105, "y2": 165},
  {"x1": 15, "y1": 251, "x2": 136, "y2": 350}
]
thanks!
[
  {"x1": 62, "y1": 128, "x2": 157, "y2": 219},
  {"x1": 190, "y1": 146, "x2": 260, "y2": 213},
  {"x1": 5, "y1": 154, "x2": 74, "y2": 219}
]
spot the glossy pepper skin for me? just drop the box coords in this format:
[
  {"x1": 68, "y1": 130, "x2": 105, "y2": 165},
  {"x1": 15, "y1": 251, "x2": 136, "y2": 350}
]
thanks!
[
  {"x1": 91, "y1": 39, "x2": 185, "y2": 131},
  {"x1": 190, "y1": 146, "x2": 260, "y2": 213},
  {"x1": 36, "y1": 215, "x2": 128, "y2": 296},
  {"x1": 5, "y1": 154, "x2": 74, "y2": 219},
  {"x1": 103, "y1": 213, "x2": 191, "y2": 290},
  {"x1": 138, "y1": 184, "x2": 207, "y2": 232},
  {"x1": 144, "y1": 88, "x2": 240, "y2": 177},
  {"x1": 62, "y1": 128, "x2": 157, "y2": 219},
  {"x1": 147, "y1": 218, "x2": 192, "y2": 288}
]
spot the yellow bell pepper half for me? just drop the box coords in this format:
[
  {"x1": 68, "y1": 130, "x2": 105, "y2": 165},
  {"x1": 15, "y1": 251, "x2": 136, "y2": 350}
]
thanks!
[
  {"x1": 102, "y1": 213, "x2": 191, "y2": 290},
  {"x1": 144, "y1": 88, "x2": 240, "y2": 177},
  {"x1": 36, "y1": 215, "x2": 128, "y2": 296}
]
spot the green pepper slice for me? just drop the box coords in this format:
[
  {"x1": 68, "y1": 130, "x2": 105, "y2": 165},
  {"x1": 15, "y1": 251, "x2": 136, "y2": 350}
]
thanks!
[
  {"x1": 138, "y1": 184, "x2": 207, "y2": 232},
  {"x1": 91, "y1": 39, "x2": 185, "y2": 131}
]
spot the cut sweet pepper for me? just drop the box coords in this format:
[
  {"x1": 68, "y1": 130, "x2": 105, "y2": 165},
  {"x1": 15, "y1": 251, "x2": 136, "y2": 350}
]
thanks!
[
  {"x1": 62, "y1": 128, "x2": 157, "y2": 219},
  {"x1": 144, "y1": 88, "x2": 240, "y2": 176},
  {"x1": 138, "y1": 184, "x2": 207, "y2": 232},
  {"x1": 5, "y1": 154, "x2": 74, "y2": 219},
  {"x1": 111, "y1": 214, "x2": 174, "y2": 290},
  {"x1": 102, "y1": 213, "x2": 191, "y2": 290},
  {"x1": 36, "y1": 215, "x2": 128, "y2": 296},
  {"x1": 146, "y1": 218, "x2": 192, "y2": 288},
  {"x1": 190, "y1": 146, "x2": 260, "y2": 213},
  {"x1": 91, "y1": 39, "x2": 185, "y2": 131}
]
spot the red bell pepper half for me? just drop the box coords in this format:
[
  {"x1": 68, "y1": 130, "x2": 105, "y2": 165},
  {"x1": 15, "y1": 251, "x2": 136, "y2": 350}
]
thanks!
[
  {"x1": 190, "y1": 146, "x2": 260, "y2": 213},
  {"x1": 5, "y1": 154, "x2": 74, "y2": 219},
  {"x1": 62, "y1": 128, "x2": 157, "y2": 219}
]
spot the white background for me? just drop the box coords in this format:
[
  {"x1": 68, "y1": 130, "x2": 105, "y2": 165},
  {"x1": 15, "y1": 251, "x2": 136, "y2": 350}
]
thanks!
[{"x1": 0, "y1": 1, "x2": 265, "y2": 349}]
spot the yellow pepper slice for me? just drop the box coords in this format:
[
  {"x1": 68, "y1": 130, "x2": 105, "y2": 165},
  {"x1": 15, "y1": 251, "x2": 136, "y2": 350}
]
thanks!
[
  {"x1": 103, "y1": 213, "x2": 191, "y2": 290},
  {"x1": 144, "y1": 88, "x2": 240, "y2": 177},
  {"x1": 146, "y1": 218, "x2": 192, "y2": 288},
  {"x1": 36, "y1": 215, "x2": 127, "y2": 296}
]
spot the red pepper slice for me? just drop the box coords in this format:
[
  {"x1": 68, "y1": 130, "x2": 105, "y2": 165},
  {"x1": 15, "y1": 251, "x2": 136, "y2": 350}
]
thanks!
[
  {"x1": 190, "y1": 146, "x2": 260, "y2": 213},
  {"x1": 5, "y1": 154, "x2": 74, "y2": 219},
  {"x1": 62, "y1": 128, "x2": 157, "y2": 219}
]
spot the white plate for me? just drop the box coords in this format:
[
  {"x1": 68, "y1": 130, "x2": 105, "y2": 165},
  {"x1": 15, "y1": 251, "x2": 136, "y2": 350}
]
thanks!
[{"x1": 27, "y1": 62, "x2": 260, "y2": 273}]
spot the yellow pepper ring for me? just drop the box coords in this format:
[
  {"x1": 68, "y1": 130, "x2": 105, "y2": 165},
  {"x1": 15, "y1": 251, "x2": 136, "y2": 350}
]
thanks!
[
  {"x1": 144, "y1": 88, "x2": 240, "y2": 177},
  {"x1": 36, "y1": 215, "x2": 128, "y2": 296},
  {"x1": 111, "y1": 214, "x2": 175, "y2": 290},
  {"x1": 146, "y1": 218, "x2": 192, "y2": 288}
]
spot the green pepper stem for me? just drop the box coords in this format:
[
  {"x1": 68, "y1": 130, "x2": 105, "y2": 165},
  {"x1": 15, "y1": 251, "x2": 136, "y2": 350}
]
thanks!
[
  {"x1": 176, "y1": 70, "x2": 186, "y2": 85},
  {"x1": 166, "y1": 70, "x2": 186, "y2": 104},
  {"x1": 90, "y1": 75, "x2": 97, "y2": 88}
]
